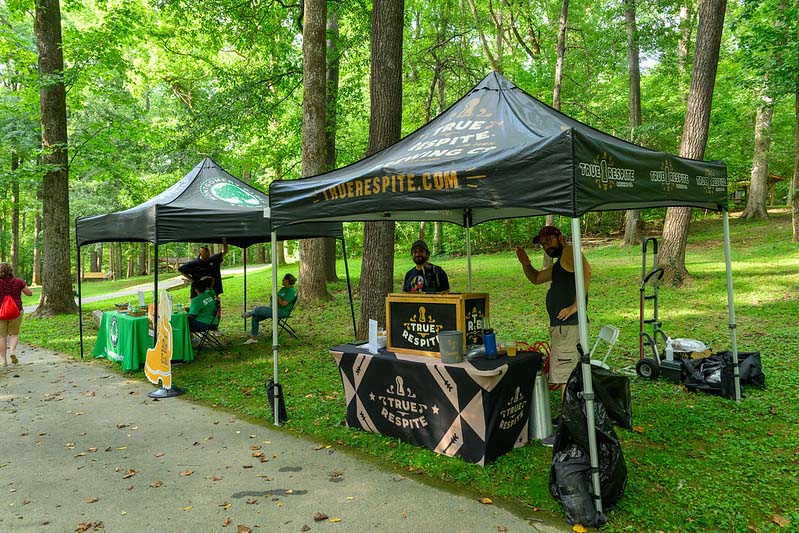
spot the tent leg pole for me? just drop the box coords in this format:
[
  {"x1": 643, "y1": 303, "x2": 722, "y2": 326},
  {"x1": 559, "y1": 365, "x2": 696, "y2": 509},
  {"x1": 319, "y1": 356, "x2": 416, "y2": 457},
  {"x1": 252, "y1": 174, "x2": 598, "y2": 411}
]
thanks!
[
  {"x1": 466, "y1": 220, "x2": 472, "y2": 292},
  {"x1": 78, "y1": 245, "x2": 84, "y2": 359},
  {"x1": 271, "y1": 233, "x2": 280, "y2": 426},
  {"x1": 342, "y1": 239, "x2": 357, "y2": 338},
  {"x1": 243, "y1": 248, "x2": 248, "y2": 332},
  {"x1": 723, "y1": 212, "x2": 741, "y2": 401},
  {"x1": 153, "y1": 242, "x2": 159, "y2": 346},
  {"x1": 570, "y1": 217, "x2": 603, "y2": 515}
]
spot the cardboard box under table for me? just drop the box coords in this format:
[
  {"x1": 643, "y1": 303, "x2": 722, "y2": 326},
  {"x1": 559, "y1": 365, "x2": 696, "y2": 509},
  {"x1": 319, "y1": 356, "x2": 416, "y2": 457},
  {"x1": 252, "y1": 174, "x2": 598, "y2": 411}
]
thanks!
[
  {"x1": 385, "y1": 293, "x2": 489, "y2": 357},
  {"x1": 329, "y1": 344, "x2": 542, "y2": 465}
]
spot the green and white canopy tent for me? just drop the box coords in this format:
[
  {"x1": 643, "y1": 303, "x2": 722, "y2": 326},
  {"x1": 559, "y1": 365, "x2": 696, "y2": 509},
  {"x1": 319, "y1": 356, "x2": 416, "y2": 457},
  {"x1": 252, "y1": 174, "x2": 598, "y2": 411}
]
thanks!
[
  {"x1": 76, "y1": 157, "x2": 355, "y2": 357},
  {"x1": 267, "y1": 72, "x2": 738, "y2": 513}
]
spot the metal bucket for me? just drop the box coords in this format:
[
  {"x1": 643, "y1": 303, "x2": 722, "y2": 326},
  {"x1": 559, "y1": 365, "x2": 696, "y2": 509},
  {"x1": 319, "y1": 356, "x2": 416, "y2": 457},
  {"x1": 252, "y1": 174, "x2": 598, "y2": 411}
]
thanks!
[
  {"x1": 529, "y1": 371, "x2": 553, "y2": 440},
  {"x1": 437, "y1": 330, "x2": 464, "y2": 363}
]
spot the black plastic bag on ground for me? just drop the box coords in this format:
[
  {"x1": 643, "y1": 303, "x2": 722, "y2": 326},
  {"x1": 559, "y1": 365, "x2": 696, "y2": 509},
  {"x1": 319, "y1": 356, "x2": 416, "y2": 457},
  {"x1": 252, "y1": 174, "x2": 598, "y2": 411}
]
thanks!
[
  {"x1": 683, "y1": 351, "x2": 765, "y2": 396},
  {"x1": 549, "y1": 363, "x2": 628, "y2": 526},
  {"x1": 266, "y1": 378, "x2": 288, "y2": 424}
]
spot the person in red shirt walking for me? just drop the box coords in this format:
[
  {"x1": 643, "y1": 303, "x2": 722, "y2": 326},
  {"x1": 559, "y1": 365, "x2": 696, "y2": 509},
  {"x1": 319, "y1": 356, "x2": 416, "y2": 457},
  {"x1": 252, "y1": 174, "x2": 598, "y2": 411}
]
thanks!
[{"x1": 0, "y1": 262, "x2": 33, "y2": 366}]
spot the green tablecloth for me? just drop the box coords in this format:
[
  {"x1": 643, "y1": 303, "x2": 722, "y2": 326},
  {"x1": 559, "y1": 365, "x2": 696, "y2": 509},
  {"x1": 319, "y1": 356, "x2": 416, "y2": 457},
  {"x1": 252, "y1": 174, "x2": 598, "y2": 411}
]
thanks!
[{"x1": 93, "y1": 311, "x2": 194, "y2": 371}]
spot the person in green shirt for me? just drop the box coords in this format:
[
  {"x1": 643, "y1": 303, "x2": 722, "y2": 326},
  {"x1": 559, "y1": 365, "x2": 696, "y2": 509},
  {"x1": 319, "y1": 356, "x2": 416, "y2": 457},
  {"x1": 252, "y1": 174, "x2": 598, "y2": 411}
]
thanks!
[
  {"x1": 241, "y1": 273, "x2": 297, "y2": 345},
  {"x1": 187, "y1": 277, "x2": 218, "y2": 332}
]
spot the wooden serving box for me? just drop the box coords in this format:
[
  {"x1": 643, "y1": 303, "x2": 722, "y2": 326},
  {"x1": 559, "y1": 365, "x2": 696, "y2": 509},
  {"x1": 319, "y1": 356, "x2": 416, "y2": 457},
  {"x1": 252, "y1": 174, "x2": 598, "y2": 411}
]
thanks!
[{"x1": 385, "y1": 292, "x2": 489, "y2": 357}]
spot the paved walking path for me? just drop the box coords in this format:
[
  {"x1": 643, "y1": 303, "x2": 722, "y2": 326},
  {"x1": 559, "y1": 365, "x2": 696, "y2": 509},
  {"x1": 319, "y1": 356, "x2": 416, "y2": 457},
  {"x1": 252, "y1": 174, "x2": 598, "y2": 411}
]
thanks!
[{"x1": 0, "y1": 344, "x2": 570, "y2": 532}]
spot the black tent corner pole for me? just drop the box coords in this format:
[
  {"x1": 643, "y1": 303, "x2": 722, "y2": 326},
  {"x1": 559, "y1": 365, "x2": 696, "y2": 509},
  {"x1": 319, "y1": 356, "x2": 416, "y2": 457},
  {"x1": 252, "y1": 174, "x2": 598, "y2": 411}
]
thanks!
[
  {"x1": 243, "y1": 246, "x2": 248, "y2": 332},
  {"x1": 341, "y1": 238, "x2": 356, "y2": 339},
  {"x1": 77, "y1": 244, "x2": 84, "y2": 359},
  {"x1": 153, "y1": 240, "x2": 159, "y2": 346}
]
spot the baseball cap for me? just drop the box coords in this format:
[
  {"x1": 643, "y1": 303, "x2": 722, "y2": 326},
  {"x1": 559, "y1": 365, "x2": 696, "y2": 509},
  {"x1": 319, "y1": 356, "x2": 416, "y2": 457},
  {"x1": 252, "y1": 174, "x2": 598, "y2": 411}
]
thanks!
[
  {"x1": 410, "y1": 240, "x2": 430, "y2": 254},
  {"x1": 532, "y1": 226, "x2": 562, "y2": 245}
]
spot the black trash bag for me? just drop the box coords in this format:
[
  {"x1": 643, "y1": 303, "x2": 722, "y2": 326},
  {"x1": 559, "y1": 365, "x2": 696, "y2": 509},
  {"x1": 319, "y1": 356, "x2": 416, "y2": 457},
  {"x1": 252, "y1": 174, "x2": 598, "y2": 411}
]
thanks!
[
  {"x1": 717, "y1": 351, "x2": 765, "y2": 388},
  {"x1": 684, "y1": 351, "x2": 765, "y2": 396},
  {"x1": 265, "y1": 378, "x2": 288, "y2": 424},
  {"x1": 549, "y1": 364, "x2": 628, "y2": 526},
  {"x1": 590, "y1": 365, "x2": 632, "y2": 429}
]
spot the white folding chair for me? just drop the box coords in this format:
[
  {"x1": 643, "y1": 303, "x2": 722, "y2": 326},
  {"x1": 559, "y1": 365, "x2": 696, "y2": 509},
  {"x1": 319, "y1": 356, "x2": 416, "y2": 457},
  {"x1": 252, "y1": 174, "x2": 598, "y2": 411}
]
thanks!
[{"x1": 589, "y1": 324, "x2": 620, "y2": 369}]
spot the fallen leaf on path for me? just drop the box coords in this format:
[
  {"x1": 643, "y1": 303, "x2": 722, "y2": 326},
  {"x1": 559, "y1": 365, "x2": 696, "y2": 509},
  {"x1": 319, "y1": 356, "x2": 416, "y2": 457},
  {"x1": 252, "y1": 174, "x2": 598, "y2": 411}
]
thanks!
[
  {"x1": 401, "y1": 512, "x2": 407, "y2": 519},
  {"x1": 497, "y1": 526, "x2": 508, "y2": 532},
  {"x1": 329, "y1": 517, "x2": 341, "y2": 523},
  {"x1": 154, "y1": 452, "x2": 165, "y2": 458},
  {"x1": 209, "y1": 475, "x2": 223, "y2": 481},
  {"x1": 250, "y1": 445, "x2": 262, "y2": 450},
  {"x1": 116, "y1": 423, "x2": 128, "y2": 429},
  {"x1": 75, "y1": 522, "x2": 104, "y2": 532},
  {"x1": 116, "y1": 446, "x2": 127, "y2": 451},
  {"x1": 122, "y1": 469, "x2": 136, "y2": 479},
  {"x1": 87, "y1": 448, "x2": 97, "y2": 453},
  {"x1": 237, "y1": 526, "x2": 251, "y2": 533},
  {"x1": 178, "y1": 506, "x2": 193, "y2": 511},
  {"x1": 301, "y1": 526, "x2": 310, "y2": 531},
  {"x1": 246, "y1": 498, "x2": 257, "y2": 504},
  {"x1": 222, "y1": 517, "x2": 231, "y2": 527},
  {"x1": 149, "y1": 481, "x2": 163, "y2": 488},
  {"x1": 84, "y1": 497, "x2": 99, "y2": 503},
  {"x1": 114, "y1": 467, "x2": 121, "y2": 472},
  {"x1": 219, "y1": 502, "x2": 232, "y2": 509},
  {"x1": 242, "y1": 465, "x2": 253, "y2": 469},
  {"x1": 252, "y1": 452, "x2": 264, "y2": 458},
  {"x1": 179, "y1": 470, "x2": 193, "y2": 476},
  {"x1": 75, "y1": 452, "x2": 86, "y2": 457},
  {"x1": 479, "y1": 497, "x2": 493, "y2": 505},
  {"x1": 313, "y1": 512, "x2": 328, "y2": 521},
  {"x1": 66, "y1": 442, "x2": 75, "y2": 449},
  {"x1": 573, "y1": 525, "x2": 588, "y2": 533},
  {"x1": 74, "y1": 411, "x2": 86, "y2": 416},
  {"x1": 21, "y1": 499, "x2": 31, "y2": 505}
]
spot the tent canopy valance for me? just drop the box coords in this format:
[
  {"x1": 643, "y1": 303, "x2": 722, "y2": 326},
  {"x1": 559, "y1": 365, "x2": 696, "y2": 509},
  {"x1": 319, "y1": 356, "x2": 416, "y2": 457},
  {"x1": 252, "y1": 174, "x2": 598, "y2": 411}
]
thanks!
[
  {"x1": 268, "y1": 72, "x2": 727, "y2": 230},
  {"x1": 76, "y1": 157, "x2": 343, "y2": 248}
]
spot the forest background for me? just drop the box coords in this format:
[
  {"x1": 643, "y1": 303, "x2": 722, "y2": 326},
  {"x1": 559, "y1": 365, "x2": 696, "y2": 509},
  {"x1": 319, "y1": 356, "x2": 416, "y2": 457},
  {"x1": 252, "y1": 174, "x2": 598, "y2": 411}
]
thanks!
[{"x1": 1, "y1": 0, "x2": 797, "y2": 301}]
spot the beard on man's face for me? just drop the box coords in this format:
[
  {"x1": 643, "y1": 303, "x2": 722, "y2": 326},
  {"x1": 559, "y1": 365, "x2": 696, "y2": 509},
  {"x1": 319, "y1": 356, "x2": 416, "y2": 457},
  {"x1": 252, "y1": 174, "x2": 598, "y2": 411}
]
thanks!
[
  {"x1": 545, "y1": 243, "x2": 563, "y2": 259},
  {"x1": 413, "y1": 255, "x2": 428, "y2": 266}
]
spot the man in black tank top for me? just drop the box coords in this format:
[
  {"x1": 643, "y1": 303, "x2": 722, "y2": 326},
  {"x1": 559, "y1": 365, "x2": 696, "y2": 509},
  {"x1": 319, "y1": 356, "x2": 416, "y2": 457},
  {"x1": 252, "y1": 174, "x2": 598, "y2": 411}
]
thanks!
[{"x1": 516, "y1": 226, "x2": 592, "y2": 403}]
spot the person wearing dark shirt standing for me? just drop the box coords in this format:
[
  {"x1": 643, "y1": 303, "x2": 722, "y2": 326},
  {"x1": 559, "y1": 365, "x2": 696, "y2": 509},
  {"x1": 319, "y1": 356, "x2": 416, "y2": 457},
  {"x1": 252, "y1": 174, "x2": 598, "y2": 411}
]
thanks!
[
  {"x1": 0, "y1": 262, "x2": 33, "y2": 366},
  {"x1": 179, "y1": 240, "x2": 228, "y2": 298},
  {"x1": 516, "y1": 226, "x2": 591, "y2": 402},
  {"x1": 402, "y1": 240, "x2": 450, "y2": 293}
]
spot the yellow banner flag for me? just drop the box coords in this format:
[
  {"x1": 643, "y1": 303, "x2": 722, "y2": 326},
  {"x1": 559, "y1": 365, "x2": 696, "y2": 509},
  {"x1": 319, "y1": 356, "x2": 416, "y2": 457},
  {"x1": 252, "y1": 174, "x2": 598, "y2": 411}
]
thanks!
[{"x1": 145, "y1": 289, "x2": 174, "y2": 388}]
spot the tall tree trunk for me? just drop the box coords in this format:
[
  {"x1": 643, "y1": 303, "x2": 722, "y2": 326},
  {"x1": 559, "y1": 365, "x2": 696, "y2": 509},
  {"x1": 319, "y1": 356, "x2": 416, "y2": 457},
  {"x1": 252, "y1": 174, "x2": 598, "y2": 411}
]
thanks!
[
  {"x1": 11, "y1": 152, "x2": 20, "y2": 273},
  {"x1": 660, "y1": 0, "x2": 727, "y2": 286},
  {"x1": 741, "y1": 85, "x2": 773, "y2": 220},
  {"x1": 33, "y1": 0, "x2": 76, "y2": 315},
  {"x1": 623, "y1": 0, "x2": 643, "y2": 246},
  {"x1": 138, "y1": 242, "x2": 147, "y2": 275},
  {"x1": 678, "y1": 4, "x2": 693, "y2": 97},
  {"x1": 298, "y1": 0, "x2": 332, "y2": 303},
  {"x1": 544, "y1": 0, "x2": 569, "y2": 268},
  {"x1": 793, "y1": 83, "x2": 799, "y2": 240},
  {"x1": 358, "y1": 0, "x2": 404, "y2": 335},
  {"x1": 793, "y1": 4, "x2": 799, "y2": 242},
  {"x1": 552, "y1": 0, "x2": 569, "y2": 111},
  {"x1": 323, "y1": 7, "x2": 340, "y2": 283},
  {"x1": 434, "y1": 222, "x2": 443, "y2": 254},
  {"x1": 32, "y1": 208, "x2": 42, "y2": 286}
]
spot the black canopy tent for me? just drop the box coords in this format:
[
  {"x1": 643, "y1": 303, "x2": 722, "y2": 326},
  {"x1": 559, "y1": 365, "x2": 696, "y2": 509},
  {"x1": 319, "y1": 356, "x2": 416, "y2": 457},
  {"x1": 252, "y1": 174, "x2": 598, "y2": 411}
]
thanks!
[
  {"x1": 268, "y1": 72, "x2": 738, "y2": 514},
  {"x1": 75, "y1": 157, "x2": 356, "y2": 358}
]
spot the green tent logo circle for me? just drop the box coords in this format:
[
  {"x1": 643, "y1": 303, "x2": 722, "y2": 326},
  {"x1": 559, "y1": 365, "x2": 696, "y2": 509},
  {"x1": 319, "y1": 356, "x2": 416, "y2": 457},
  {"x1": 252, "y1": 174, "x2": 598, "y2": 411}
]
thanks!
[
  {"x1": 200, "y1": 176, "x2": 263, "y2": 207},
  {"x1": 110, "y1": 316, "x2": 119, "y2": 347}
]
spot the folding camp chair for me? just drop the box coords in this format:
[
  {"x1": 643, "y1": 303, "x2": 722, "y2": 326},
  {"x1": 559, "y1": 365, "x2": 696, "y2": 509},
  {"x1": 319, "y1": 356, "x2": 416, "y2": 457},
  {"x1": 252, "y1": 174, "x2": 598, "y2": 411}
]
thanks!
[
  {"x1": 589, "y1": 324, "x2": 620, "y2": 370},
  {"x1": 277, "y1": 300, "x2": 298, "y2": 339},
  {"x1": 192, "y1": 300, "x2": 224, "y2": 354}
]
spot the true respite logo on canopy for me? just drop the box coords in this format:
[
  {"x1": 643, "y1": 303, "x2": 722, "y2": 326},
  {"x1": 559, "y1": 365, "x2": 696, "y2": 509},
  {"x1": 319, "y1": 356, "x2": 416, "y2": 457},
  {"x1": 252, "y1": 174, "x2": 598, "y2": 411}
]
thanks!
[
  {"x1": 578, "y1": 153, "x2": 636, "y2": 190},
  {"x1": 498, "y1": 386, "x2": 528, "y2": 430},
  {"x1": 650, "y1": 160, "x2": 689, "y2": 192},
  {"x1": 696, "y1": 169, "x2": 726, "y2": 195},
  {"x1": 200, "y1": 176, "x2": 264, "y2": 207},
  {"x1": 402, "y1": 306, "x2": 444, "y2": 349}
]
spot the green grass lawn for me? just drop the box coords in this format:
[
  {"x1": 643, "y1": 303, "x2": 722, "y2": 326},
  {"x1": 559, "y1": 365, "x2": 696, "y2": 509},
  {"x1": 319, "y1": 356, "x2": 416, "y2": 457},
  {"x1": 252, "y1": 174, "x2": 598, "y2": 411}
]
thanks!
[{"x1": 21, "y1": 211, "x2": 799, "y2": 532}]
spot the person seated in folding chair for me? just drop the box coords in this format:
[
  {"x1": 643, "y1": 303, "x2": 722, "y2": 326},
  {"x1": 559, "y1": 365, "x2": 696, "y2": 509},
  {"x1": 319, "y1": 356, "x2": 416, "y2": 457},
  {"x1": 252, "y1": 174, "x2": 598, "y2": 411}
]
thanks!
[
  {"x1": 241, "y1": 273, "x2": 297, "y2": 345},
  {"x1": 187, "y1": 277, "x2": 218, "y2": 336}
]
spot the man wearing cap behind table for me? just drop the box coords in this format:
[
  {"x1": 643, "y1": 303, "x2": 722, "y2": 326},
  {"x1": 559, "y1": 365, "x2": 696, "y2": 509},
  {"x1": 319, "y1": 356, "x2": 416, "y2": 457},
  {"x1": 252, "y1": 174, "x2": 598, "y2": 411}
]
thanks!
[
  {"x1": 516, "y1": 225, "x2": 591, "y2": 406},
  {"x1": 402, "y1": 240, "x2": 450, "y2": 294}
]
